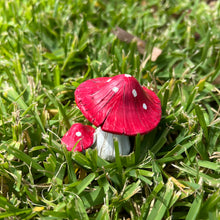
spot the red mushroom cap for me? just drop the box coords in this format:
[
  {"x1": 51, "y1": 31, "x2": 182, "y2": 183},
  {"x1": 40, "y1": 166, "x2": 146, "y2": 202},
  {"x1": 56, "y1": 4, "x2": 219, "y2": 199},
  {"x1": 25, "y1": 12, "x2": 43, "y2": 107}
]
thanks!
[
  {"x1": 62, "y1": 123, "x2": 95, "y2": 152},
  {"x1": 75, "y1": 74, "x2": 161, "y2": 136}
]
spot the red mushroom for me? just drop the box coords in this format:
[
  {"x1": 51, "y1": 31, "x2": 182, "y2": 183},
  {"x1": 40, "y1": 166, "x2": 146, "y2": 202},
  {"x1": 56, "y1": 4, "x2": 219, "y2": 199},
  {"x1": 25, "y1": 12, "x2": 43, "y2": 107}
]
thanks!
[
  {"x1": 75, "y1": 74, "x2": 161, "y2": 160},
  {"x1": 62, "y1": 123, "x2": 95, "y2": 152}
]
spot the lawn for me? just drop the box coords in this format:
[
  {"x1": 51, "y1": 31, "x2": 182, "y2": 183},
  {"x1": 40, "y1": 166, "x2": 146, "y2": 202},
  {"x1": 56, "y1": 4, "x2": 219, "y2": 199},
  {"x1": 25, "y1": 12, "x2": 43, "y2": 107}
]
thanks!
[{"x1": 0, "y1": 0, "x2": 220, "y2": 219}]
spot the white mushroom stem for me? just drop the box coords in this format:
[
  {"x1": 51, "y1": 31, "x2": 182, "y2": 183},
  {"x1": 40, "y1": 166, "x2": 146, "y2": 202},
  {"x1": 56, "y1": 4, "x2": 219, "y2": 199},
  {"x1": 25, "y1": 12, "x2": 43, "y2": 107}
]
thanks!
[{"x1": 94, "y1": 127, "x2": 130, "y2": 161}]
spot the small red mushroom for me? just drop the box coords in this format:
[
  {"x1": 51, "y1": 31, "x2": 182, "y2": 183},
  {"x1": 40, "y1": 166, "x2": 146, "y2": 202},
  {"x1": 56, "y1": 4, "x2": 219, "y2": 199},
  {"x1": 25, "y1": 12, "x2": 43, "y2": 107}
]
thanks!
[
  {"x1": 75, "y1": 74, "x2": 161, "y2": 160},
  {"x1": 62, "y1": 123, "x2": 95, "y2": 152}
]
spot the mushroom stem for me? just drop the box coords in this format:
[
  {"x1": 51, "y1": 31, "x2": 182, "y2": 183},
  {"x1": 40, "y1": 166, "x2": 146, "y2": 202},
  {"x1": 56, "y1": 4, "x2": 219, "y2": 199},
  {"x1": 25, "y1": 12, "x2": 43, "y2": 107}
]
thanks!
[
  {"x1": 115, "y1": 134, "x2": 131, "y2": 155},
  {"x1": 95, "y1": 127, "x2": 130, "y2": 161}
]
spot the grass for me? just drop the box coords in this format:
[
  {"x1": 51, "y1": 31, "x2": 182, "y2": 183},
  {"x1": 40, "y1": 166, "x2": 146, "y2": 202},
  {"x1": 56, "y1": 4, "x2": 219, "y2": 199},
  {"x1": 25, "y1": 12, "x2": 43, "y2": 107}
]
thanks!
[{"x1": 0, "y1": 0, "x2": 220, "y2": 219}]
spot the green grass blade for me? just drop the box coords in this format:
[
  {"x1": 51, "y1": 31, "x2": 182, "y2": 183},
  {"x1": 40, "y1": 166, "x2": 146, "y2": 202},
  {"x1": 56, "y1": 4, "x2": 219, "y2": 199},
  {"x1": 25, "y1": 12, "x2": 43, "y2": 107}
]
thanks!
[
  {"x1": 66, "y1": 173, "x2": 96, "y2": 195},
  {"x1": 139, "y1": 182, "x2": 164, "y2": 219},
  {"x1": 4, "y1": 87, "x2": 27, "y2": 110},
  {"x1": 198, "y1": 160, "x2": 220, "y2": 172},
  {"x1": 72, "y1": 152, "x2": 93, "y2": 170},
  {"x1": 54, "y1": 65, "x2": 61, "y2": 87},
  {"x1": 185, "y1": 192, "x2": 203, "y2": 220},
  {"x1": 0, "y1": 209, "x2": 32, "y2": 219},
  {"x1": 114, "y1": 143, "x2": 122, "y2": 174},
  {"x1": 150, "y1": 128, "x2": 169, "y2": 154},
  {"x1": 122, "y1": 180, "x2": 141, "y2": 201},
  {"x1": 6, "y1": 144, "x2": 52, "y2": 178},
  {"x1": 194, "y1": 104, "x2": 209, "y2": 140},
  {"x1": 81, "y1": 187, "x2": 109, "y2": 209},
  {"x1": 174, "y1": 162, "x2": 220, "y2": 187},
  {"x1": 44, "y1": 89, "x2": 70, "y2": 128},
  {"x1": 135, "y1": 133, "x2": 141, "y2": 163},
  {"x1": 75, "y1": 172, "x2": 96, "y2": 195},
  {"x1": 66, "y1": 195, "x2": 90, "y2": 220},
  {"x1": 198, "y1": 189, "x2": 220, "y2": 219},
  {"x1": 95, "y1": 205, "x2": 110, "y2": 220},
  {"x1": 0, "y1": 195, "x2": 18, "y2": 211},
  {"x1": 146, "y1": 179, "x2": 174, "y2": 220},
  {"x1": 62, "y1": 146, "x2": 77, "y2": 182}
]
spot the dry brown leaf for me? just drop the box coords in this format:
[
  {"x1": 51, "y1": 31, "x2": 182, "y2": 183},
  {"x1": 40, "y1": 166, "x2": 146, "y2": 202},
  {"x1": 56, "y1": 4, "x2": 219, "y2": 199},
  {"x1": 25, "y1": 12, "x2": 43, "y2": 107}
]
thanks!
[
  {"x1": 112, "y1": 26, "x2": 162, "y2": 61},
  {"x1": 112, "y1": 26, "x2": 146, "y2": 54},
  {"x1": 206, "y1": 0, "x2": 217, "y2": 7},
  {"x1": 151, "y1": 47, "x2": 162, "y2": 62},
  {"x1": 213, "y1": 75, "x2": 220, "y2": 85},
  {"x1": 112, "y1": 26, "x2": 136, "y2": 43},
  {"x1": 140, "y1": 47, "x2": 162, "y2": 70}
]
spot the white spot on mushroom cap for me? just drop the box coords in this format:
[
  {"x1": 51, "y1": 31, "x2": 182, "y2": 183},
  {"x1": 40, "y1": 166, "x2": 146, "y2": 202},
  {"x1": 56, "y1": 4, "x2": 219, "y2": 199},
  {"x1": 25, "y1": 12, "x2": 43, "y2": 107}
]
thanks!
[
  {"x1": 107, "y1": 79, "x2": 112, "y2": 82},
  {"x1": 125, "y1": 74, "x2": 131, "y2": 77},
  {"x1": 143, "y1": 103, "x2": 147, "y2": 110},
  {"x1": 112, "y1": 87, "x2": 119, "y2": 93},
  {"x1": 132, "y1": 89, "x2": 137, "y2": 97},
  {"x1": 76, "y1": 131, "x2": 82, "y2": 137}
]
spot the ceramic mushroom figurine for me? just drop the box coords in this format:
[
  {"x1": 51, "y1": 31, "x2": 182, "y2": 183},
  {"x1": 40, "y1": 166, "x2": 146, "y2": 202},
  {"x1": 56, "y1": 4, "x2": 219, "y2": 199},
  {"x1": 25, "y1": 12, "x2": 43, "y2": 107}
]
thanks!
[
  {"x1": 75, "y1": 74, "x2": 161, "y2": 161},
  {"x1": 62, "y1": 123, "x2": 95, "y2": 152}
]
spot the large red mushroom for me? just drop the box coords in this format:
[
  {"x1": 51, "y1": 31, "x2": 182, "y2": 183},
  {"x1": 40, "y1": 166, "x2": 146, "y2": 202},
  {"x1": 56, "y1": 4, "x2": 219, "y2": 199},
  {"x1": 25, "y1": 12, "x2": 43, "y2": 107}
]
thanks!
[{"x1": 75, "y1": 74, "x2": 161, "y2": 160}]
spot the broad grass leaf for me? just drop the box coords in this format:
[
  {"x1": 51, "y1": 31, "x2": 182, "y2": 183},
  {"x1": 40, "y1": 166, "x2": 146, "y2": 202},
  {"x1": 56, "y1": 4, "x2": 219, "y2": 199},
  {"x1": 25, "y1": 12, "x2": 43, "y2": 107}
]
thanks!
[
  {"x1": 81, "y1": 187, "x2": 110, "y2": 209},
  {"x1": 198, "y1": 160, "x2": 220, "y2": 172},
  {"x1": 66, "y1": 196, "x2": 89, "y2": 220},
  {"x1": 114, "y1": 143, "x2": 122, "y2": 174},
  {"x1": 62, "y1": 146, "x2": 77, "y2": 182},
  {"x1": 0, "y1": 96, "x2": 7, "y2": 114},
  {"x1": 138, "y1": 169, "x2": 154, "y2": 178},
  {"x1": 54, "y1": 161, "x2": 66, "y2": 185},
  {"x1": 0, "y1": 209, "x2": 32, "y2": 219},
  {"x1": 157, "y1": 155, "x2": 183, "y2": 163},
  {"x1": 120, "y1": 152, "x2": 135, "y2": 167},
  {"x1": 163, "y1": 132, "x2": 202, "y2": 158},
  {"x1": 95, "y1": 204, "x2": 110, "y2": 220},
  {"x1": 174, "y1": 162, "x2": 220, "y2": 187},
  {"x1": 185, "y1": 192, "x2": 203, "y2": 220},
  {"x1": 135, "y1": 133, "x2": 141, "y2": 163},
  {"x1": 161, "y1": 87, "x2": 169, "y2": 114},
  {"x1": 6, "y1": 145, "x2": 52, "y2": 177},
  {"x1": 24, "y1": 186, "x2": 39, "y2": 204},
  {"x1": 66, "y1": 173, "x2": 96, "y2": 195},
  {"x1": 127, "y1": 169, "x2": 152, "y2": 185},
  {"x1": 72, "y1": 152, "x2": 93, "y2": 170},
  {"x1": 201, "y1": 31, "x2": 211, "y2": 62},
  {"x1": 0, "y1": 195, "x2": 32, "y2": 218},
  {"x1": 185, "y1": 87, "x2": 199, "y2": 112},
  {"x1": 54, "y1": 65, "x2": 61, "y2": 87},
  {"x1": 198, "y1": 189, "x2": 220, "y2": 219},
  {"x1": 150, "y1": 128, "x2": 169, "y2": 154},
  {"x1": 3, "y1": 87, "x2": 27, "y2": 110},
  {"x1": 42, "y1": 210, "x2": 68, "y2": 219},
  {"x1": 43, "y1": 154, "x2": 56, "y2": 173},
  {"x1": 85, "y1": 148, "x2": 98, "y2": 170},
  {"x1": 122, "y1": 180, "x2": 141, "y2": 201},
  {"x1": 0, "y1": 195, "x2": 18, "y2": 211},
  {"x1": 139, "y1": 182, "x2": 165, "y2": 219},
  {"x1": 44, "y1": 89, "x2": 70, "y2": 128},
  {"x1": 194, "y1": 104, "x2": 209, "y2": 140},
  {"x1": 146, "y1": 179, "x2": 174, "y2": 220},
  {"x1": 151, "y1": 153, "x2": 163, "y2": 183}
]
